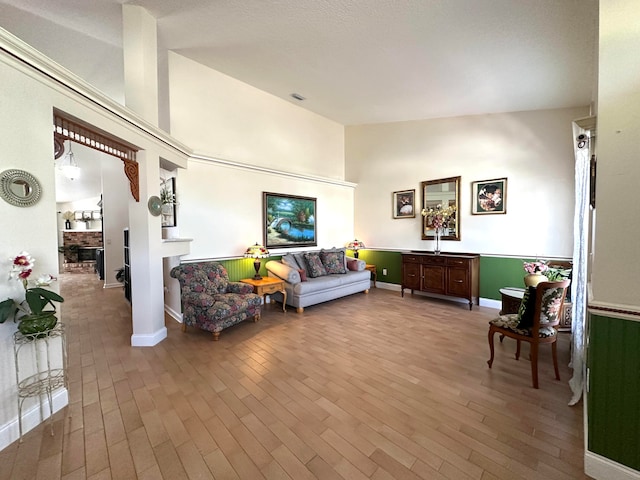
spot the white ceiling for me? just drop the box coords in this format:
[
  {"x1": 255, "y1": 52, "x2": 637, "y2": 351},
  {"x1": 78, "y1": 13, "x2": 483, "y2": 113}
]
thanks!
[
  {"x1": 1, "y1": 0, "x2": 598, "y2": 126},
  {"x1": 2, "y1": 0, "x2": 599, "y2": 203}
]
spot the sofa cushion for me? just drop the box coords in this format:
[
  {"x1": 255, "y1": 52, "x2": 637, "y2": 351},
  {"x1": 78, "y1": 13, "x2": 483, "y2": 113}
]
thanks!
[
  {"x1": 346, "y1": 259, "x2": 359, "y2": 271},
  {"x1": 320, "y1": 249, "x2": 347, "y2": 274},
  {"x1": 293, "y1": 253, "x2": 309, "y2": 276},
  {"x1": 281, "y1": 253, "x2": 300, "y2": 269},
  {"x1": 303, "y1": 252, "x2": 327, "y2": 278},
  {"x1": 298, "y1": 269, "x2": 308, "y2": 282}
]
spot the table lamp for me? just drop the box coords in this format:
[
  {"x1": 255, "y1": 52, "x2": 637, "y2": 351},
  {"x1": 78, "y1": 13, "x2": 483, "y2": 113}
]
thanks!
[
  {"x1": 345, "y1": 239, "x2": 366, "y2": 258},
  {"x1": 244, "y1": 243, "x2": 270, "y2": 279}
]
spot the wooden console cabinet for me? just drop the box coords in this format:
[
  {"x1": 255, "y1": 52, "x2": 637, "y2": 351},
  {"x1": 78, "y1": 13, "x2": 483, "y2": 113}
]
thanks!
[{"x1": 401, "y1": 252, "x2": 480, "y2": 310}]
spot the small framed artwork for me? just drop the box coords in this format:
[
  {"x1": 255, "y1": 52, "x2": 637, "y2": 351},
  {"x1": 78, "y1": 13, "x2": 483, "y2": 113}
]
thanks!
[
  {"x1": 471, "y1": 178, "x2": 507, "y2": 215},
  {"x1": 392, "y1": 189, "x2": 416, "y2": 218},
  {"x1": 263, "y1": 192, "x2": 317, "y2": 248},
  {"x1": 160, "y1": 177, "x2": 177, "y2": 227}
]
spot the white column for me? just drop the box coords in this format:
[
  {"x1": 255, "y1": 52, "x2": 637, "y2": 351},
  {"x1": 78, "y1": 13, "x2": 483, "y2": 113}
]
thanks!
[
  {"x1": 122, "y1": 5, "x2": 159, "y2": 126},
  {"x1": 129, "y1": 149, "x2": 166, "y2": 346}
]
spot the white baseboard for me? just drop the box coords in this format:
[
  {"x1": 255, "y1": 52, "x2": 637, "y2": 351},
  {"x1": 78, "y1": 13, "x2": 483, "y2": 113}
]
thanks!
[
  {"x1": 164, "y1": 304, "x2": 182, "y2": 322},
  {"x1": 103, "y1": 282, "x2": 122, "y2": 289},
  {"x1": 0, "y1": 387, "x2": 68, "y2": 451},
  {"x1": 586, "y1": 451, "x2": 640, "y2": 480},
  {"x1": 131, "y1": 327, "x2": 167, "y2": 347},
  {"x1": 375, "y1": 282, "x2": 500, "y2": 310}
]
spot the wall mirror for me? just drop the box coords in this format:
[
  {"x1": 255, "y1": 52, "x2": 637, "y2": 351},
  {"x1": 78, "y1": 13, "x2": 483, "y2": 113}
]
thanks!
[
  {"x1": 421, "y1": 175, "x2": 461, "y2": 241},
  {"x1": 0, "y1": 169, "x2": 42, "y2": 207}
]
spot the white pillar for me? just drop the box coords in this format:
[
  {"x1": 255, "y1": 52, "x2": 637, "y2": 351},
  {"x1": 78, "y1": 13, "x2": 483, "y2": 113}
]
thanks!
[
  {"x1": 122, "y1": 5, "x2": 159, "y2": 126},
  {"x1": 129, "y1": 149, "x2": 166, "y2": 346}
]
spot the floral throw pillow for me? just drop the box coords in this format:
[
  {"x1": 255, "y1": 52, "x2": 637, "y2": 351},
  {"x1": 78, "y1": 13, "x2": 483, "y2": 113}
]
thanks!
[
  {"x1": 303, "y1": 252, "x2": 327, "y2": 278},
  {"x1": 516, "y1": 286, "x2": 537, "y2": 329},
  {"x1": 320, "y1": 249, "x2": 346, "y2": 274}
]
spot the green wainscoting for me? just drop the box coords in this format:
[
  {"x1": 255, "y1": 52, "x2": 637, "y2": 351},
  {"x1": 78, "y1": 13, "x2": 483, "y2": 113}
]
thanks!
[
  {"x1": 206, "y1": 252, "x2": 539, "y2": 301},
  {"x1": 217, "y1": 257, "x2": 282, "y2": 282},
  {"x1": 588, "y1": 313, "x2": 640, "y2": 471},
  {"x1": 354, "y1": 250, "x2": 403, "y2": 285}
]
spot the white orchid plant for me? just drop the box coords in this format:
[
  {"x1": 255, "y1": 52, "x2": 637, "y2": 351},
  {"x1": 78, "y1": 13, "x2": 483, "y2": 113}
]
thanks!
[{"x1": 0, "y1": 251, "x2": 64, "y2": 324}]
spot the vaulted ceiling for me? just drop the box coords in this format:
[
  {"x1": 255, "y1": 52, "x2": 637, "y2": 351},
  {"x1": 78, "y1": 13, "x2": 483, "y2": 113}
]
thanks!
[{"x1": 1, "y1": 0, "x2": 598, "y2": 126}]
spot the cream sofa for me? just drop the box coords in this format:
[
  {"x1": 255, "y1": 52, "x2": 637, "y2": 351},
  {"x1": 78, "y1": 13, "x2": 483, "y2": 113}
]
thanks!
[{"x1": 265, "y1": 249, "x2": 371, "y2": 313}]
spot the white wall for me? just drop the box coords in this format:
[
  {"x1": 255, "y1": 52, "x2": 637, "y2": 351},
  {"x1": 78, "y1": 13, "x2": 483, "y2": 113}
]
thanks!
[
  {"x1": 591, "y1": 0, "x2": 640, "y2": 307},
  {"x1": 346, "y1": 107, "x2": 588, "y2": 257},
  {"x1": 168, "y1": 52, "x2": 345, "y2": 180}
]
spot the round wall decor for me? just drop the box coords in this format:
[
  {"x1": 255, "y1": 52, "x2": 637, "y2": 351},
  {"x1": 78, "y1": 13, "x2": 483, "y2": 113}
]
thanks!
[
  {"x1": 0, "y1": 169, "x2": 42, "y2": 207},
  {"x1": 147, "y1": 195, "x2": 162, "y2": 216}
]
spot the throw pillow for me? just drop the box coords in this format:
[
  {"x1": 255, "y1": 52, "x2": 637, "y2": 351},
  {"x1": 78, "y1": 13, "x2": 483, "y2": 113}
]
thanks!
[
  {"x1": 346, "y1": 259, "x2": 359, "y2": 271},
  {"x1": 293, "y1": 253, "x2": 309, "y2": 276},
  {"x1": 298, "y1": 269, "x2": 308, "y2": 282},
  {"x1": 516, "y1": 286, "x2": 537, "y2": 329},
  {"x1": 320, "y1": 249, "x2": 346, "y2": 274},
  {"x1": 280, "y1": 253, "x2": 299, "y2": 269},
  {"x1": 303, "y1": 252, "x2": 327, "y2": 278}
]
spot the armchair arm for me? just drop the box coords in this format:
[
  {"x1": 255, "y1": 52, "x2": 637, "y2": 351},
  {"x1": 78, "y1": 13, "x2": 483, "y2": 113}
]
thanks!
[
  {"x1": 265, "y1": 260, "x2": 301, "y2": 284},
  {"x1": 227, "y1": 282, "x2": 255, "y2": 294}
]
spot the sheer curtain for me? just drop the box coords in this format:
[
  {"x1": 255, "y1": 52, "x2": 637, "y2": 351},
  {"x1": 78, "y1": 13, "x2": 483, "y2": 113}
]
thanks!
[{"x1": 568, "y1": 123, "x2": 591, "y2": 406}]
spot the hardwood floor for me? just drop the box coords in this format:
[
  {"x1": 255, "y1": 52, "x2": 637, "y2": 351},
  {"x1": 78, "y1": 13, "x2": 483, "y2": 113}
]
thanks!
[{"x1": 0, "y1": 273, "x2": 590, "y2": 479}]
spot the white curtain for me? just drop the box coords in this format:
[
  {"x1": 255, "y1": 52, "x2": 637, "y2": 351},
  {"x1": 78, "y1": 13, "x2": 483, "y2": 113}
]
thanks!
[{"x1": 568, "y1": 124, "x2": 591, "y2": 406}]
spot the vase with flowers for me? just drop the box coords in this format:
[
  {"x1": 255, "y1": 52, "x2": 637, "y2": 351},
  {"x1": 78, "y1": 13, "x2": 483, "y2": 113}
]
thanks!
[
  {"x1": 421, "y1": 204, "x2": 456, "y2": 255},
  {"x1": 0, "y1": 251, "x2": 64, "y2": 337},
  {"x1": 523, "y1": 259, "x2": 549, "y2": 287}
]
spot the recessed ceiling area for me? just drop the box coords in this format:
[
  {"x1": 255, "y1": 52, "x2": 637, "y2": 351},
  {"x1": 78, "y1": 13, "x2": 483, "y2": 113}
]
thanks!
[{"x1": 0, "y1": 0, "x2": 598, "y2": 126}]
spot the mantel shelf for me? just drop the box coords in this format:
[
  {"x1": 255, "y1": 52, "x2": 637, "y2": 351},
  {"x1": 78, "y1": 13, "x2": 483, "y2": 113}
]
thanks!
[{"x1": 161, "y1": 238, "x2": 192, "y2": 257}]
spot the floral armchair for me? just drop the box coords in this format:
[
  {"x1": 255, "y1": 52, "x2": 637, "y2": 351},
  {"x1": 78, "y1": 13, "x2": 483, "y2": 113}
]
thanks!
[{"x1": 170, "y1": 262, "x2": 262, "y2": 340}]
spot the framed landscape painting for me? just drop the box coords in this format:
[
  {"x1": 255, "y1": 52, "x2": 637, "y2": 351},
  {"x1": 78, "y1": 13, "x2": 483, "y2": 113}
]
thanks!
[
  {"x1": 393, "y1": 189, "x2": 416, "y2": 218},
  {"x1": 263, "y1": 192, "x2": 317, "y2": 248},
  {"x1": 471, "y1": 177, "x2": 507, "y2": 215}
]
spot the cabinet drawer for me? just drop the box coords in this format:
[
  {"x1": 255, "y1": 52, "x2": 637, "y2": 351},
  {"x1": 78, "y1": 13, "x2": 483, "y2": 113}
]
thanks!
[
  {"x1": 403, "y1": 255, "x2": 421, "y2": 264},
  {"x1": 260, "y1": 284, "x2": 283, "y2": 295},
  {"x1": 447, "y1": 268, "x2": 469, "y2": 297},
  {"x1": 446, "y1": 257, "x2": 469, "y2": 267},
  {"x1": 422, "y1": 256, "x2": 446, "y2": 265}
]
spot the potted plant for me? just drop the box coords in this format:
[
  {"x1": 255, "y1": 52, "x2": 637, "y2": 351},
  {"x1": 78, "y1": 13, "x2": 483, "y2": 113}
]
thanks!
[{"x1": 0, "y1": 251, "x2": 64, "y2": 337}]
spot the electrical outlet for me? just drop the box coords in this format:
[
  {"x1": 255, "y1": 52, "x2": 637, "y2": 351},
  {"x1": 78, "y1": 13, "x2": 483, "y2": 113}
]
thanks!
[{"x1": 382, "y1": 268, "x2": 388, "y2": 276}]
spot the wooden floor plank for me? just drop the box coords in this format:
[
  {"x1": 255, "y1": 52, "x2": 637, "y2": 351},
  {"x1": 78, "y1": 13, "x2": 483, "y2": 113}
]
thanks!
[{"x1": 1, "y1": 273, "x2": 590, "y2": 479}]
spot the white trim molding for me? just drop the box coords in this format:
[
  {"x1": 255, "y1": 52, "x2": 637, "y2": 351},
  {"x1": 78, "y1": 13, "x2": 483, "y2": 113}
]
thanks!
[
  {"x1": 131, "y1": 327, "x2": 168, "y2": 347},
  {"x1": 586, "y1": 451, "x2": 640, "y2": 480},
  {"x1": 0, "y1": 388, "x2": 68, "y2": 452}
]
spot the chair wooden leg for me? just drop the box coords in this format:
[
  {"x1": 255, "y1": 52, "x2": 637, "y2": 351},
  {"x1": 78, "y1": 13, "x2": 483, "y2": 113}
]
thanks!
[
  {"x1": 552, "y1": 341, "x2": 560, "y2": 380},
  {"x1": 254, "y1": 314, "x2": 260, "y2": 322},
  {"x1": 487, "y1": 327, "x2": 496, "y2": 368},
  {"x1": 530, "y1": 343, "x2": 539, "y2": 388},
  {"x1": 499, "y1": 334, "x2": 505, "y2": 343},
  {"x1": 515, "y1": 340, "x2": 521, "y2": 360},
  {"x1": 181, "y1": 323, "x2": 187, "y2": 333},
  {"x1": 212, "y1": 332, "x2": 220, "y2": 341}
]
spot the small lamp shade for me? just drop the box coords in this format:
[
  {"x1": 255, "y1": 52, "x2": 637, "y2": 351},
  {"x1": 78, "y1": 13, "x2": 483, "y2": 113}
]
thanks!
[
  {"x1": 244, "y1": 243, "x2": 270, "y2": 279},
  {"x1": 345, "y1": 239, "x2": 365, "y2": 259}
]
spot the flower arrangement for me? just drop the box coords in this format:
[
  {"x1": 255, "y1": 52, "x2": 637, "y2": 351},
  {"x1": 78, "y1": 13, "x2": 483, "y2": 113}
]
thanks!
[
  {"x1": 523, "y1": 260, "x2": 549, "y2": 275},
  {"x1": 421, "y1": 204, "x2": 457, "y2": 231},
  {"x1": 0, "y1": 251, "x2": 64, "y2": 334},
  {"x1": 160, "y1": 187, "x2": 176, "y2": 206}
]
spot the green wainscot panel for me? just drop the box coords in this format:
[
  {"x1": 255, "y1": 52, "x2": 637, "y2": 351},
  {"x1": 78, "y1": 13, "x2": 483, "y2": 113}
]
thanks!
[
  {"x1": 354, "y1": 250, "x2": 403, "y2": 285},
  {"x1": 479, "y1": 256, "x2": 529, "y2": 300},
  {"x1": 588, "y1": 314, "x2": 640, "y2": 471}
]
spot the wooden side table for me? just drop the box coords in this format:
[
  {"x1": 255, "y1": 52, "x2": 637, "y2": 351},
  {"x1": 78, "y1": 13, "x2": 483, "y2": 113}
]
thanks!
[
  {"x1": 240, "y1": 277, "x2": 287, "y2": 312},
  {"x1": 365, "y1": 264, "x2": 377, "y2": 287}
]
